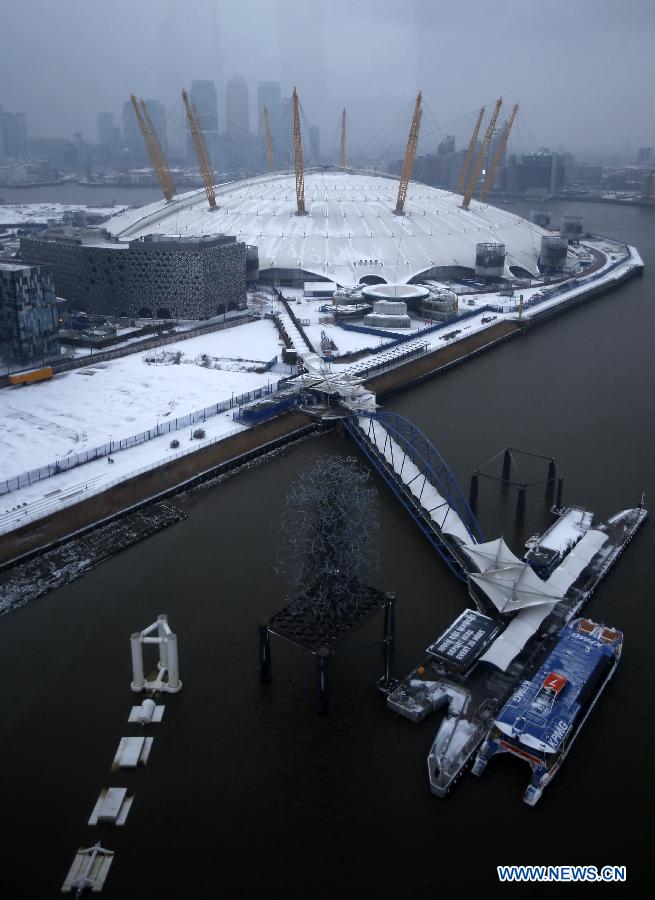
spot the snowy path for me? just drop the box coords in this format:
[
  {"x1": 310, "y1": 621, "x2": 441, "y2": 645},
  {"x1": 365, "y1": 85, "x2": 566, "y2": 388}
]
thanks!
[
  {"x1": 0, "y1": 412, "x2": 247, "y2": 536},
  {"x1": 276, "y1": 307, "x2": 311, "y2": 353}
]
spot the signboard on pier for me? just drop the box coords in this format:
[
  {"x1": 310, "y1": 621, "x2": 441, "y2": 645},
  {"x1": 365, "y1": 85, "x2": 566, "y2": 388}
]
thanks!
[{"x1": 426, "y1": 609, "x2": 499, "y2": 672}]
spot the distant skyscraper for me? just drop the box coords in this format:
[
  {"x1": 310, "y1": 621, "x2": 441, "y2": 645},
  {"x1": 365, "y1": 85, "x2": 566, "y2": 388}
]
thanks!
[
  {"x1": 637, "y1": 147, "x2": 653, "y2": 164},
  {"x1": 143, "y1": 100, "x2": 168, "y2": 154},
  {"x1": 226, "y1": 74, "x2": 250, "y2": 166},
  {"x1": 268, "y1": 97, "x2": 293, "y2": 170},
  {"x1": 190, "y1": 80, "x2": 218, "y2": 132},
  {"x1": 97, "y1": 112, "x2": 114, "y2": 147},
  {"x1": 188, "y1": 80, "x2": 219, "y2": 167},
  {"x1": 0, "y1": 108, "x2": 28, "y2": 160},
  {"x1": 437, "y1": 135, "x2": 455, "y2": 156},
  {"x1": 123, "y1": 100, "x2": 143, "y2": 158},
  {"x1": 309, "y1": 125, "x2": 320, "y2": 164},
  {"x1": 123, "y1": 99, "x2": 167, "y2": 162},
  {"x1": 257, "y1": 81, "x2": 281, "y2": 135}
]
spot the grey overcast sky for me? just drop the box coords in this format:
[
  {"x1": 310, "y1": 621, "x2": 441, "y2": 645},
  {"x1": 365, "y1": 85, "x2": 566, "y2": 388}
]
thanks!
[{"x1": 1, "y1": 0, "x2": 654, "y2": 156}]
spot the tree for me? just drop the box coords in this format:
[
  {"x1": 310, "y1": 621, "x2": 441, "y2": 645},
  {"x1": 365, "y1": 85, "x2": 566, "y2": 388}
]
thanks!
[{"x1": 278, "y1": 455, "x2": 379, "y2": 626}]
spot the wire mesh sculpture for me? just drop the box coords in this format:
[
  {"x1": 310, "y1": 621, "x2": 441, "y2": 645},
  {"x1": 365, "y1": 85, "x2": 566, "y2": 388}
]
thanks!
[{"x1": 278, "y1": 455, "x2": 379, "y2": 630}]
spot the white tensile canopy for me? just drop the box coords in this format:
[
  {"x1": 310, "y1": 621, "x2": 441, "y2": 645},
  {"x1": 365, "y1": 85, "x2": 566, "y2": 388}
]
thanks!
[
  {"x1": 478, "y1": 605, "x2": 554, "y2": 671},
  {"x1": 462, "y1": 537, "x2": 524, "y2": 573},
  {"x1": 470, "y1": 562, "x2": 561, "y2": 613}
]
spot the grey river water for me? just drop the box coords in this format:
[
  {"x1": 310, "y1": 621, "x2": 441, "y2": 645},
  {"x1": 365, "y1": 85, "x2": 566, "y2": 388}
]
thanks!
[{"x1": 0, "y1": 195, "x2": 653, "y2": 898}]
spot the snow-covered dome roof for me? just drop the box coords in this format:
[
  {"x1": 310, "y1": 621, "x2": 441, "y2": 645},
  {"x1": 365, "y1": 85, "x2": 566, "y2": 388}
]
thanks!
[{"x1": 105, "y1": 170, "x2": 550, "y2": 286}]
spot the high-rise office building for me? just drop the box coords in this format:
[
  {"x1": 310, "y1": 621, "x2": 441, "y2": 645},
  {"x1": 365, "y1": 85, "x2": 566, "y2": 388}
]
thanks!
[
  {"x1": 637, "y1": 147, "x2": 653, "y2": 164},
  {"x1": 188, "y1": 80, "x2": 219, "y2": 167},
  {"x1": 123, "y1": 99, "x2": 167, "y2": 161},
  {"x1": 0, "y1": 262, "x2": 59, "y2": 367},
  {"x1": 309, "y1": 125, "x2": 320, "y2": 164},
  {"x1": 0, "y1": 108, "x2": 28, "y2": 160},
  {"x1": 190, "y1": 80, "x2": 218, "y2": 131},
  {"x1": 257, "y1": 81, "x2": 281, "y2": 135},
  {"x1": 226, "y1": 74, "x2": 250, "y2": 166},
  {"x1": 97, "y1": 112, "x2": 114, "y2": 147}
]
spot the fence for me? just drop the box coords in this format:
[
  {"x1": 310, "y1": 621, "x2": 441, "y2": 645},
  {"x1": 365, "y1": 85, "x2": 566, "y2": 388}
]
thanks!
[
  {"x1": 353, "y1": 342, "x2": 431, "y2": 380},
  {"x1": 0, "y1": 423, "x2": 245, "y2": 537},
  {"x1": 276, "y1": 290, "x2": 315, "y2": 352},
  {"x1": 521, "y1": 250, "x2": 631, "y2": 313},
  {"x1": 0, "y1": 312, "x2": 256, "y2": 385},
  {"x1": 0, "y1": 381, "x2": 284, "y2": 496},
  {"x1": 336, "y1": 304, "x2": 500, "y2": 355}
]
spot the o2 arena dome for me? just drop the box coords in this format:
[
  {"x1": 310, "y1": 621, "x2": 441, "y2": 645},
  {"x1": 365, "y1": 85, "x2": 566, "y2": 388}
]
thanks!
[{"x1": 106, "y1": 170, "x2": 552, "y2": 287}]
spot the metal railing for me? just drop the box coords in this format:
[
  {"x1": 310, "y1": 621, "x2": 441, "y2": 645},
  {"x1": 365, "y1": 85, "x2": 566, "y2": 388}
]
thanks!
[
  {"x1": 0, "y1": 423, "x2": 246, "y2": 536},
  {"x1": 0, "y1": 381, "x2": 284, "y2": 496}
]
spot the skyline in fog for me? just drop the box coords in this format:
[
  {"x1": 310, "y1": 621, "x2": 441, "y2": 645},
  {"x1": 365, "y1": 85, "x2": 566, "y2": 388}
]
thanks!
[{"x1": 1, "y1": 0, "x2": 654, "y2": 157}]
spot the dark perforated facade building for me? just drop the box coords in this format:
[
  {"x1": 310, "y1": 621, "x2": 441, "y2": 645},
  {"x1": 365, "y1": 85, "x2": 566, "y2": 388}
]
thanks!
[{"x1": 20, "y1": 229, "x2": 247, "y2": 319}]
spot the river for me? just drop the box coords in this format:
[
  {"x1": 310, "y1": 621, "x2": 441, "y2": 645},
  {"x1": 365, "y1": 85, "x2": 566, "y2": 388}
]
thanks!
[{"x1": 0, "y1": 197, "x2": 652, "y2": 898}]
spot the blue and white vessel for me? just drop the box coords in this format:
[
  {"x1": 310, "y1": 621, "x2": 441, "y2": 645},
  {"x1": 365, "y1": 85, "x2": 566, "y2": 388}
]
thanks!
[{"x1": 472, "y1": 618, "x2": 622, "y2": 805}]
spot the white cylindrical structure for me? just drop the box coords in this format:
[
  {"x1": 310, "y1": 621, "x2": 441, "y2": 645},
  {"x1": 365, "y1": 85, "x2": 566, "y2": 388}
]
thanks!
[
  {"x1": 165, "y1": 632, "x2": 182, "y2": 692},
  {"x1": 130, "y1": 633, "x2": 144, "y2": 692},
  {"x1": 157, "y1": 614, "x2": 169, "y2": 670},
  {"x1": 139, "y1": 698, "x2": 156, "y2": 723}
]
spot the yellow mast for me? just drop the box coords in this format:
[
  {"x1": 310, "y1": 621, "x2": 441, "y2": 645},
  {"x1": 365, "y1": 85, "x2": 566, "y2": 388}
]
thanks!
[
  {"x1": 339, "y1": 108, "x2": 347, "y2": 170},
  {"x1": 456, "y1": 106, "x2": 485, "y2": 194},
  {"x1": 182, "y1": 88, "x2": 217, "y2": 211},
  {"x1": 263, "y1": 106, "x2": 274, "y2": 171},
  {"x1": 130, "y1": 94, "x2": 176, "y2": 203},
  {"x1": 479, "y1": 103, "x2": 519, "y2": 202},
  {"x1": 394, "y1": 91, "x2": 422, "y2": 216},
  {"x1": 461, "y1": 97, "x2": 502, "y2": 210},
  {"x1": 292, "y1": 87, "x2": 306, "y2": 216}
]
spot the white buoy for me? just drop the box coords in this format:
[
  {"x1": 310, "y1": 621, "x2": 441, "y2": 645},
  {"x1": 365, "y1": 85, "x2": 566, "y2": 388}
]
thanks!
[{"x1": 129, "y1": 614, "x2": 182, "y2": 693}]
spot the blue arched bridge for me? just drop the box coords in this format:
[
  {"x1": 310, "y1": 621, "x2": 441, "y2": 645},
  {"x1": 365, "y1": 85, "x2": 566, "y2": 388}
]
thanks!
[{"x1": 345, "y1": 411, "x2": 484, "y2": 580}]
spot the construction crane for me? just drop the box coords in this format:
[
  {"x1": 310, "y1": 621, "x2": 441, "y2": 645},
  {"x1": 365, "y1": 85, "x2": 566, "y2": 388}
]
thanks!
[
  {"x1": 456, "y1": 106, "x2": 485, "y2": 194},
  {"x1": 394, "y1": 91, "x2": 422, "y2": 216},
  {"x1": 479, "y1": 103, "x2": 519, "y2": 202},
  {"x1": 292, "y1": 87, "x2": 306, "y2": 216},
  {"x1": 263, "y1": 106, "x2": 274, "y2": 172},
  {"x1": 130, "y1": 94, "x2": 176, "y2": 203},
  {"x1": 182, "y1": 88, "x2": 217, "y2": 211},
  {"x1": 339, "y1": 108, "x2": 347, "y2": 170},
  {"x1": 461, "y1": 97, "x2": 502, "y2": 210}
]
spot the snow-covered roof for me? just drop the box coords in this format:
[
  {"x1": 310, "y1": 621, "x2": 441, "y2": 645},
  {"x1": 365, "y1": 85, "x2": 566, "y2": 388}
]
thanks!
[{"x1": 105, "y1": 170, "x2": 551, "y2": 286}]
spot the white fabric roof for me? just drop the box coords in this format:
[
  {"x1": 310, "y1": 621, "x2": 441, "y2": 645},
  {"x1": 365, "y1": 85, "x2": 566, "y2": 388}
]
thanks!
[
  {"x1": 478, "y1": 530, "x2": 609, "y2": 671},
  {"x1": 462, "y1": 537, "x2": 523, "y2": 573},
  {"x1": 105, "y1": 170, "x2": 552, "y2": 286},
  {"x1": 479, "y1": 604, "x2": 554, "y2": 671},
  {"x1": 470, "y1": 562, "x2": 561, "y2": 613}
]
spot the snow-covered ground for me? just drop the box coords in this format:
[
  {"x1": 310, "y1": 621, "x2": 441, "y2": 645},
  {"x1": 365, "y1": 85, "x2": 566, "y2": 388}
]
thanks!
[
  {"x1": 0, "y1": 203, "x2": 128, "y2": 225},
  {"x1": 0, "y1": 318, "x2": 282, "y2": 481},
  {"x1": 0, "y1": 241, "x2": 641, "y2": 537},
  {"x1": 0, "y1": 411, "x2": 246, "y2": 536}
]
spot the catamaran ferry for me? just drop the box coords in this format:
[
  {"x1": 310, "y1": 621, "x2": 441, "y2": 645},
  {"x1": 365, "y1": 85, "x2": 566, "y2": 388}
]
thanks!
[{"x1": 471, "y1": 618, "x2": 622, "y2": 805}]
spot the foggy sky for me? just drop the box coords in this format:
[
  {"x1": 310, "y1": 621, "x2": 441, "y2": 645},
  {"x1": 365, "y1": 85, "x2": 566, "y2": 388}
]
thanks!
[{"x1": 1, "y1": 0, "x2": 654, "y2": 157}]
